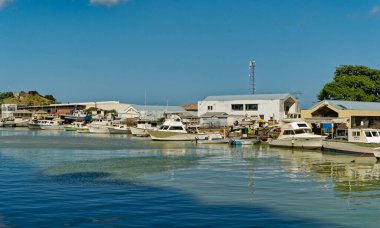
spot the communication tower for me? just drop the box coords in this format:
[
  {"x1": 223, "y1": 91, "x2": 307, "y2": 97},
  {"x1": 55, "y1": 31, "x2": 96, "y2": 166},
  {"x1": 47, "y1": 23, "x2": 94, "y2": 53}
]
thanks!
[{"x1": 249, "y1": 60, "x2": 256, "y2": 94}]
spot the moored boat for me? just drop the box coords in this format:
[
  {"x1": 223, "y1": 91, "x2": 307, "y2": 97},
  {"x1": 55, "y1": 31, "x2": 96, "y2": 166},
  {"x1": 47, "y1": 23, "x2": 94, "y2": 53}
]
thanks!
[
  {"x1": 196, "y1": 133, "x2": 229, "y2": 144},
  {"x1": 322, "y1": 129, "x2": 380, "y2": 159},
  {"x1": 230, "y1": 138, "x2": 258, "y2": 145},
  {"x1": 109, "y1": 124, "x2": 131, "y2": 134},
  {"x1": 269, "y1": 122, "x2": 324, "y2": 149},
  {"x1": 148, "y1": 115, "x2": 207, "y2": 141},
  {"x1": 87, "y1": 119, "x2": 112, "y2": 134},
  {"x1": 130, "y1": 120, "x2": 158, "y2": 137},
  {"x1": 64, "y1": 121, "x2": 88, "y2": 132},
  {"x1": 39, "y1": 119, "x2": 65, "y2": 130}
]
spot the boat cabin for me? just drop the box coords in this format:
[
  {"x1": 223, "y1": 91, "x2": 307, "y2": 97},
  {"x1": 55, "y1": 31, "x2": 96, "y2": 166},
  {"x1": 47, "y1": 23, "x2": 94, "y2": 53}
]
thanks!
[
  {"x1": 347, "y1": 129, "x2": 380, "y2": 144},
  {"x1": 280, "y1": 122, "x2": 313, "y2": 136},
  {"x1": 137, "y1": 120, "x2": 158, "y2": 128}
]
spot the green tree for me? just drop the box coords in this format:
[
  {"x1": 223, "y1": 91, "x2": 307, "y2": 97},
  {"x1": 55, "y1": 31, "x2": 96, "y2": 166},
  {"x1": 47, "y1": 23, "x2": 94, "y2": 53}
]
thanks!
[
  {"x1": 0, "y1": 92, "x2": 14, "y2": 100},
  {"x1": 318, "y1": 65, "x2": 380, "y2": 101},
  {"x1": 44, "y1": 94, "x2": 56, "y2": 102}
]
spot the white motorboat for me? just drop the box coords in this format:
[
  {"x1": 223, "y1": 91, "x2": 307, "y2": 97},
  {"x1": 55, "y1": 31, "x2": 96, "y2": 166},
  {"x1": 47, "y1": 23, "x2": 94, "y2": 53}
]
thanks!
[
  {"x1": 87, "y1": 119, "x2": 112, "y2": 134},
  {"x1": 28, "y1": 119, "x2": 41, "y2": 129},
  {"x1": 14, "y1": 118, "x2": 29, "y2": 127},
  {"x1": 130, "y1": 120, "x2": 158, "y2": 137},
  {"x1": 148, "y1": 115, "x2": 207, "y2": 141},
  {"x1": 196, "y1": 133, "x2": 229, "y2": 144},
  {"x1": 230, "y1": 138, "x2": 258, "y2": 145},
  {"x1": 109, "y1": 124, "x2": 131, "y2": 134},
  {"x1": 2, "y1": 117, "x2": 29, "y2": 127},
  {"x1": 269, "y1": 122, "x2": 324, "y2": 149},
  {"x1": 39, "y1": 119, "x2": 65, "y2": 130},
  {"x1": 64, "y1": 121, "x2": 89, "y2": 132},
  {"x1": 323, "y1": 129, "x2": 380, "y2": 158},
  {"x1": 3, "y1": 118, "x2": 15, "y2": 127}
]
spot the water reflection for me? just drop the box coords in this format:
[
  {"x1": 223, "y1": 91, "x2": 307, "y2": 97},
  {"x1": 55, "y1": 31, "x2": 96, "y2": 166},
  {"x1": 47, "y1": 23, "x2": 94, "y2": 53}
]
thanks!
[
  {"x1": 44, "y1": 156, "x2": 201, "y2": 183},
  {"x1": 266, "y1": 146, "x2": 380, "y2": 195}
]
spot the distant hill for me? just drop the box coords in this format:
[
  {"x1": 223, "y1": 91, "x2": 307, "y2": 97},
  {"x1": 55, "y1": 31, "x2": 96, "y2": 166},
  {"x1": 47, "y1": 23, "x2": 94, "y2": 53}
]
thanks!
[{"x1": 0, "y1": 91, "x2": 58, "y2": 106}]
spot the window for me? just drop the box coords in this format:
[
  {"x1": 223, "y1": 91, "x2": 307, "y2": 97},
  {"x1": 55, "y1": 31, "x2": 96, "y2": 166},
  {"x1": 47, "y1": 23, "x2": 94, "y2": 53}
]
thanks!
[
  {"x1": 245, "y1": 104, "x2": 258, "y2": 111},
  {"x1": 294, "y1": 129, "x2": 306, "y2": 134},
  {"x1": 373, "y1": 131, "x2": 380, "y2": 137},
  {"x1": 169, "y1": 126, "x2": 184, "y2": 131},
  {"x1": 352, "y1": 131, "x2": 360, "y2": 137},
  {"x1": 207, "y1": 106, "x2": 213, "y2": 111},
  {"x1": 283, "y1": 130, "x2": 295, "y2": 135},
  {"x1": 161, "y1": 126, "x2": 169, "y2": 130},
  {"x1": 297, "y1": 123, "x2": 308, "y2": 128},
  {"x1": 231, "y1": 104, "x2": 244, "y2": 111},
  {"x1": 365, "y1": 131, "x2": 372, "y2": 137}
]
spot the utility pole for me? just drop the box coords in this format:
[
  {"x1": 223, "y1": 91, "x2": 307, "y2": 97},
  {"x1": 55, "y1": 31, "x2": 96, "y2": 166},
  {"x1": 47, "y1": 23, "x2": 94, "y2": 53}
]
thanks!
[{"x1": 249, "y1": 60, "x2": 256, "y2": 94}]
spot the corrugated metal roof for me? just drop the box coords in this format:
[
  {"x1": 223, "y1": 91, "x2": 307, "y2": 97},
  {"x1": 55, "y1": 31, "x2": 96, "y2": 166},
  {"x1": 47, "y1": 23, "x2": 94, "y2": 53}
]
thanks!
[
  {"x1": 131, "y1": 105, "x2": 185, "y2": 112},
  {"x1": 317, "y1": 100, "x2": 380, "y2": 110},
  {"x1": 202, "y1": 93, "x2": 292, "y2": 101}
]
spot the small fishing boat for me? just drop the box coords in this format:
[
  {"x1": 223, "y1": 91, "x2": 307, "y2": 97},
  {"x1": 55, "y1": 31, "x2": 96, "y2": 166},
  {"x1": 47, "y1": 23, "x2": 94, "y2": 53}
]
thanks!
[
  {"x1": 39, "y1": 119, "x2": 65, "y2": 130},
  {"x1": 87, "y1": 119, "x2": 113, "y2": 134},
  {"x1": 60, "y1": 110, "x2": 92, "y2": 122},
  {"x1": 130, "y1": 120, "x2": 158, "y2": 137},
  {"x1": 109, "y1": 124, "x2": 131, "y2": 134},
  {"x1": 196, "y1": 133, "x2": 229, "y2": 144},
  {"x1": 323, "y1": 129, "x2": 380, "y2": 159},
  {"x1": 28, "y1": 119, "x2": 41, "y2": 129},
  {"x1": 269, "y1": 122, "x2": 324, "y2": 149},
  {"x1": 230, "y1": 138, "x2": 258, "y2": 145},
  {"x1": 3, "y1": 118, "x2": 15, "y2": 127},
  {"x1": 148, "y1": 115, "x2": 207, "y2": 141},
  {"x1": 64, "y1": 121, "x2": 88, "y2": 132}
]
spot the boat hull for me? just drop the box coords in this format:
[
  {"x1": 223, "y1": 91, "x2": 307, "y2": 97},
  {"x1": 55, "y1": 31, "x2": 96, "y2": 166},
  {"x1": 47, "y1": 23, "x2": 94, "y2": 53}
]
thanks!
[
  {"x1": 109, "y1": 128, "x2": 131, "y2": 134},
  {"x1": 28, "y1": 123, "x2": 41, "y2": 130},
  {"x1": 64, "y1": 127, "x2": 78, "y2": 131},
  {"x1": 130, "y1": 127, "x2": 150, "y2": 137},
  {"x1": 230, "y1": 139, "x2": 257, "y2": 145},
  {"x1": 3, "y1": 121, "x2": 15, "y2": 127},
  {"x1": 40, "y1": 125, "x2": 64, "y2": 130},
  {"x1": 148, "y1": 130, "x2": 208, "y2": 141},
  {"x1": 88, "y1": 126, "x2": 110, "y2": 134},
  {"x1": 322, "y1": 141, "x2": 376, "y2": 157},
  {"x1": 269, "y1": 137, "x2": 323, "y2": 149},
  {"x1": 197, "y1": 139, "x2": 229, "y2": 144}
]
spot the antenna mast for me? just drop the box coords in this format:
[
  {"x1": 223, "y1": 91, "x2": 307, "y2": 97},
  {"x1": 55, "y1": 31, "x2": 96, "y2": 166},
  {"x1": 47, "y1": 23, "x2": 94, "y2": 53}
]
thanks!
[{"x1": 249, "y1": 60, "x2": 256, "y2": 94}]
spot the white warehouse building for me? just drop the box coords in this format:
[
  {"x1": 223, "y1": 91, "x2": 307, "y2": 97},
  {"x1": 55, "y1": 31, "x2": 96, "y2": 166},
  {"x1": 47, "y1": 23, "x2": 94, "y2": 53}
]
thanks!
[{"x1": 198, "y1": 93, "x2": 300, "y2": 122}]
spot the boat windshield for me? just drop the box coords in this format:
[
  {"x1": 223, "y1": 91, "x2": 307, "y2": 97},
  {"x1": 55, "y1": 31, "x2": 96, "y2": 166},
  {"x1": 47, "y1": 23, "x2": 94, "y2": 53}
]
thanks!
[
  {"x1": 294, "y1": 129, "x2": 311, "y2": 134},
  {"x1": 160, "y1": 125, "x2": 169, "y2": 130}
]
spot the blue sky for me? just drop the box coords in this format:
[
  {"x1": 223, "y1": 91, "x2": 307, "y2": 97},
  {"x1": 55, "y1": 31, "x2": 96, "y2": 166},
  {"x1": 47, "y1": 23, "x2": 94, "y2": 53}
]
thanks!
[{"x1": 0, "y1": 0, "x2": 379, "y2": 108}]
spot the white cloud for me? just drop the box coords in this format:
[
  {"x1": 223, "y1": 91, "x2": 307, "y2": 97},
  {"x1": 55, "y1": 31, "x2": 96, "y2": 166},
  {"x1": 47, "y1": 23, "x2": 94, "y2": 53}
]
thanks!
[
  {"x1": 0, "y1": 0, "x2": 13, "y2": 10},
  {"x1": 370, "y1": 5, "x2": 379, "y2": 15},
  {"x1": 89, "y1": 0, "x2": 128, "y2": 7}
]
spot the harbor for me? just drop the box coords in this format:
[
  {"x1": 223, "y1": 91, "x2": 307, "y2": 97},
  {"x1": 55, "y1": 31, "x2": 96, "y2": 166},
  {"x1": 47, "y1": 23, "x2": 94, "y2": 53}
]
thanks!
[
  {"x1": 2, "y1": 0, "x2": 380, "y2": 226},
  {"x1": 3, "y1": 92, "x2": 380, "y2": 160},
  {"x1": 2, "y1": 128, "x2": 380, "y2": 227}
]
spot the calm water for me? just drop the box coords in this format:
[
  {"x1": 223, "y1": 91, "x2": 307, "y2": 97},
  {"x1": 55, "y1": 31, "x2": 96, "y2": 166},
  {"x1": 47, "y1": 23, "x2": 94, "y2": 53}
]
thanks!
[{"x1": 1, "y1": 129, "x2": 380, "y2": 227}]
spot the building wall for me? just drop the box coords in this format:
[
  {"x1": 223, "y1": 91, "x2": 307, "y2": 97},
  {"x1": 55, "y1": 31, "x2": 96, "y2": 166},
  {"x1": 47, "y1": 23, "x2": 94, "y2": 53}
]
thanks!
[
  {"x1": 301, "y1": 104, "x2": 380, "y2": 128},
  {"x1": 1, "y1": 104, "x2": 17, "y2": 119},
  {"x1": 118, "y1": 108, "x2": 140, "y2": 120},
  {"x1": 198, "y1": 99, "x2": 290, "y2": 121},
  {"x1": 200, "y1": 117, "x2": 228, "y2": 127}
]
